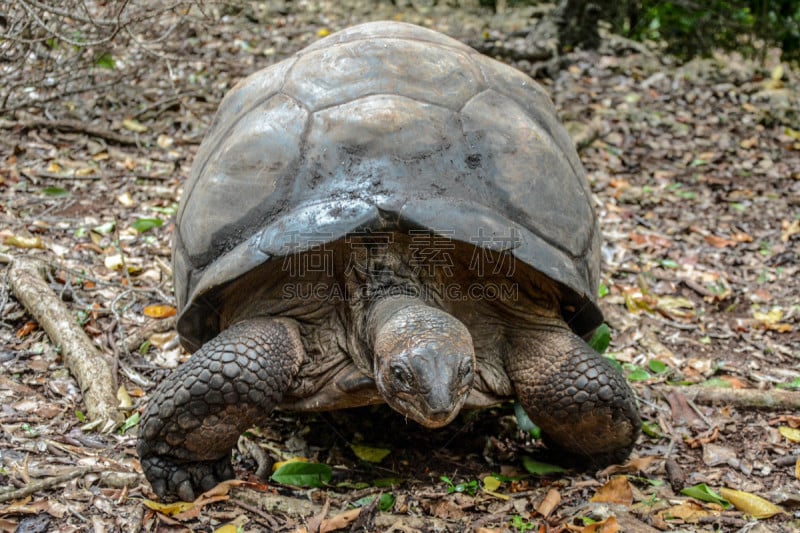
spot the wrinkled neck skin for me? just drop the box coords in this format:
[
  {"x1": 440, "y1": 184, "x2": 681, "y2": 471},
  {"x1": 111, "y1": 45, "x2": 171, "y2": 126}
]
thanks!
[{"x1": 366, "y1": 295, "x2": 476, "y2": 428}]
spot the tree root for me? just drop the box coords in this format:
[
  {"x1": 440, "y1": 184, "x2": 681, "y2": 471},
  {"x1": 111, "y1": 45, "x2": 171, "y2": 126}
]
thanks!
[
  {"x1": 664, "y1": 386, "x2": 800, "y2": 410},
  {"x1": 4, "y1": 255, "x2": 123, "y2": 431}
]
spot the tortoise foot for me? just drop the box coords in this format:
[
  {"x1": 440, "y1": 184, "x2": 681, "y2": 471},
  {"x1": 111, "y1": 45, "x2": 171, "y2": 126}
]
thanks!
[
  {"x1": 508, "y1": 326, "x2": 641, "y2": 464},
  {"x1": 140, "y1": 454, "x2": 234, "y2": 501}
]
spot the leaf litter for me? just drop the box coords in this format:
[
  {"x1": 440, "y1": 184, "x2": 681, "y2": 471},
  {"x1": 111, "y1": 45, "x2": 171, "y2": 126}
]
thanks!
[{"x1": 0, "y1": 1, "x2": 798, "y2": 531}]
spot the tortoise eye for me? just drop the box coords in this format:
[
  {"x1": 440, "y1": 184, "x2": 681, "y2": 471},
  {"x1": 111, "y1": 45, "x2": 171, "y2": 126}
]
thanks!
[
  {"x1": 390, "y1": 363, "x2": 414, "y2": 391},
  {"x1": 458, "y1": 359, "x2": 474, "y2": 383}
]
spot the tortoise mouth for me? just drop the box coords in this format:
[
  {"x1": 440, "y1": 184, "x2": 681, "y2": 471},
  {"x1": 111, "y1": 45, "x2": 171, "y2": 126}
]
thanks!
[{"x1": 387, "y1": 393, "x2": 463, "y2": 429}]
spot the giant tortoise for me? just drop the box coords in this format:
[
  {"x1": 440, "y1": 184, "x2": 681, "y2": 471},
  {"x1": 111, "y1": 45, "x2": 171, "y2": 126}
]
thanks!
[{"x1": 137, "y1": 21, "x2": 640, "y2": 500}]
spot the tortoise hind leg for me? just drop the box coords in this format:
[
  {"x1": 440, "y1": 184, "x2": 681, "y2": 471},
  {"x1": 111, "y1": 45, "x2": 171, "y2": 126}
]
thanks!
[
  {"x1": 137, "y1": 318, "x2": 305, "y2": 500},
  {"x1": 505, "y1": 324, "x2": 640, "y2": 465}
]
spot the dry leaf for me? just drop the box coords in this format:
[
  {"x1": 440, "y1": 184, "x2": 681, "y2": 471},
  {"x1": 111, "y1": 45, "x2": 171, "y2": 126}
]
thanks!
[
  {"x1": 719, "y1": 487, "x2": 784, "y2": 519},
  {"x1": 534, "y1": 488, "x2": 560, "y2": 518},
  {"x1": 117, "y1": 385, "x2": 133, "y2": 409},
  {"x1": 590, "y1": 476, "x2": 633, "y2": 505},
  {"x1": 319, "y1": 508, "x2": 361, "y2": 533},
  {"x1": 581, "y1": 516, "x2": 619, "y2": 533},
  {"x1": 778, "y1": 426, "x2": 800, "y2": 443},
  {"x1": 752, "y1": 307, "x2": 792, "y2": 333},
  {"x1": 16, "y1": 321, "x2": 37, "y2": 339},
  {"x1": 140, "y1": 499, "x2": 194, "y2": 516},
  {"x1": 781, "y1": 219, "x2": 800, "y2": 242},
  {"x1": 597, "y1": 456, "x2": 657, "y2": 477},
  {"x1": 3, "y1": 234, "x2": 44, "y2": 249},
  {"x1": 122, "y1": 118, "x2": 148, "y2": 133},
  {"x1": 704, "y1": 234, "x2": 738, "y2": 248},
  {"x1": 143, "y1": 304, "x2": 177, "y2": 319},
  {"x1": 661, "y1": 501, "x2": 717, "y2": 523},
  {"x1": 656, "y1": 296, "x2": 695, "y2": 319}
]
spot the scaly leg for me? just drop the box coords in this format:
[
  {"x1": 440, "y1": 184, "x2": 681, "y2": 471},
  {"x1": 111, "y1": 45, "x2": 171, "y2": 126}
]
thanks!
[
  {"x1": 505, "y1": 323, "x2": 640, "y2": 465},
  {"x1": 137, "y1": 318, "x2": 305, "y2": 500}
]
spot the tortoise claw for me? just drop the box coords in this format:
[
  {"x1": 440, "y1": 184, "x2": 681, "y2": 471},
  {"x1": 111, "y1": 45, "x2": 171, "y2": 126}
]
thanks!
[{"x1": 140, "y1": 454, "x2": 234, "y2": 501}]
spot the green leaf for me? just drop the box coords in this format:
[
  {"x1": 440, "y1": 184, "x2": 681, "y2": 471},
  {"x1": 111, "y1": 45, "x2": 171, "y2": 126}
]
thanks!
[
  {"x1": 777, "y1": 378, "x2": 800, "y2": 390},
  {"x1": 372, "y1": 477, "x2": 401, "y2": 488},
  {"x1": 701, "y1": 378, "x2": 733, "y2": 388},
  {"x1": 336, "y1": 481, "x2": 370, "y2": 490},
  {"x1": 648, "y1": 360, "x2": 669, "y2": 374},
  {"x1": 119, "y1": 412, "x2": 139, "y2": 434},
  {"x1": 440, "y1": 476, "x2": 479, "y2": 495},
  {"x1": 604, "y1": 355, "x2": 624, "y2": 373},
  {"x1": 93, "y1": 221, "x2": 116, "y2": 235},
  {"x1": 75, "y1": 410, "x2": 86, "y2": 423},
  {"x1": 624, "y1": 364, "x2": 651, "y2": 382},
  {"x1": 514, "y1": 402, "x2": 540, "y2": 437},
  {"x1": 138, "y1": 340, "x2": 151, "y2": 355},
  {"x1": 659, "y1": 259, "x2": 679, "y2": 269},
  {"x1": 131, "y1": 218, "x2": 163, "y2": 233},
  {"x1": 353, "y1": 493, "x2": 395, "y2": 512},
  {"x1": 41, "y1": 186, "x2": 70, "y2": 197},
  {"x1": 588, "y1": 324, "x2": 611, "y2": 354},
  {"x1": 95, "y1": 52, "x2": 116, "y2": 69},
  {"x1": 641, "y1": 421, "x2": 662, "y2": 438},
  {"x1": 681, "y1": 483, "x2": 731, "y2": 508},
  {"x1": 521, "y1": 457, "x2": 566, "y2": 476},
  {"x1": 350, "y1": 444, "x2": 391, "y2": 463},
  {"x1": 510, "y1": 514, "x2": 536, "y2": 531},
  {"x1": 597, "y1": 283, "x2": 609, "y2": 298},
  {"x1": 271, "y1": 462, "x2": 332, "y2": 487}
]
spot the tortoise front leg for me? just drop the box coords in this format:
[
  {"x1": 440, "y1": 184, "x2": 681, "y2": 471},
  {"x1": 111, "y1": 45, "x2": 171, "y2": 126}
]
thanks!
[
  {"x1": 505, "y1": 324, "x2": 640, "y2": 465},
  {"x1": 137, "y1": 318, "x2": 305, "y2": 500}
]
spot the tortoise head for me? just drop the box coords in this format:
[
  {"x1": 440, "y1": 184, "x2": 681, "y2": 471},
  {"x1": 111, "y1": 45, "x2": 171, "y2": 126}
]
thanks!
[{"x1": 369, "y1": 297, "x2": 475, "y2": 428}]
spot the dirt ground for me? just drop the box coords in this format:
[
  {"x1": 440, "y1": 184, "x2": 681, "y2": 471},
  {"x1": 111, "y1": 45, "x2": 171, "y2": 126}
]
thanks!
[{"x1": 1, "y1": 1, "x2": 799, "y2": 532}]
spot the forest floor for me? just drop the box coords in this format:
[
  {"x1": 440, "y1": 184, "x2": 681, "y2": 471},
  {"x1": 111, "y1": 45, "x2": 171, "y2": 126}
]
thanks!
[{"x1": 1, "y1": 1, "x2": 799, "y2": 532}]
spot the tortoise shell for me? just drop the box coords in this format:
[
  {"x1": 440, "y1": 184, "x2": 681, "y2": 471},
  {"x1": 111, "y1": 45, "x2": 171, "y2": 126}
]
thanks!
[{"x1": 173, "y1": 21, "x2": 601, "y2": 351}]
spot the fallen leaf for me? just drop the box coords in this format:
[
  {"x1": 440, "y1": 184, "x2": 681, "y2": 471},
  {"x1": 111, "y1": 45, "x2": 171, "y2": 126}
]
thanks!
[
  {"x1": 779, "y1": 426, "x2": 800, "y2": 443},
  {"x1": 656, "y1": 296, "x2": 695, "y2": 319},
  {"x1": 16, "y1": 321, "x2": 37, "y2": 338},
  {"x1": 140, "y1": 499, "x2": 194, "y2": 516},
  {"x1": 122, "y1": 118, "x2": 148, "y2": 133},
  {"x1": 534, "y1": 488, "x2": 560, "y2": 518},
  {"x1": 590, "y1": 476, "x2": 633, "y2": 505},
  {"x1": 117, "y1": 192, "x2": 134, "y2": 207},
  {"x1": 661, "y1": 501, "x2": 717, "y2": 523},
  {"x1": 318, "y1": 508, "x2": 361, "y2": 533},
  {"x1": 752, "y1": 307, "x2": 792, "y2": 333},
  {"x1": 272, "y1": 457, "x2": 309, "y2": 472},
  {"x1": 117, "y1": 385, "x2": 133, "y2": 409},
  {"x1": 704, "y1": 234, "x2": 738, "y2": 248},
  {"x1": 581, "y1": 516, "x2": 619, "y2": 533},
  {"x1": 143, "y1": 304, "x2": 177, "y2": 319},
  {"x1": 597, "y1": 456, "x2": 657, "y2": 477},
  {"x1": 350, "y1": 444, "x2": 391, "y2": 463},
  {"x1": 781, "y1": 219, "x2": 800, "y2": 242},
  {"x1": 719, "y1": 487, "x2": 784, "y2": 519},
  {"x1": 3, "y1": 234, "x2": 44, "y2": 249}
]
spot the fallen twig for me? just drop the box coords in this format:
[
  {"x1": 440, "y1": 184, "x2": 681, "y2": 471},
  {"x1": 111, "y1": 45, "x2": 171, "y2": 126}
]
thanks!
[
  {"x1": 4, "y1": 254, "x2": 123, "y2": 431},
  {"x1": 4, "y1": 114, "x2": 140, "y2": 146},
  {"x1": 0, "y1": 467, "x2": 93, "y2": 503},
  {"x1": 664, "y1": 386, "x2": 800, "y2": 410},
  {"x1": 231, "y1": 488, "x2": 456, "y2": 530}
]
